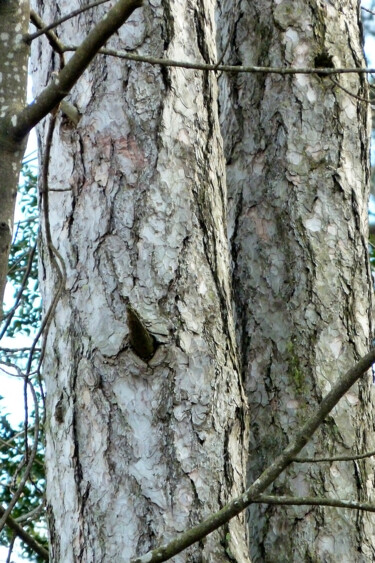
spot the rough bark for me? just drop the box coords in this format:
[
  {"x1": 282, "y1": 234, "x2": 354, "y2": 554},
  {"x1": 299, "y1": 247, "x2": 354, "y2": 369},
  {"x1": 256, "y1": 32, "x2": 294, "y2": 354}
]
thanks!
[
  {"x1": 32, "y1": 0, "x2": 249, "y2": 561},
  {"x1": 216, "y1": 0, "x2": 375, "y2": 561},
  {"x1": 0, "y1": 0, "x2": 142, "y2": 318}
]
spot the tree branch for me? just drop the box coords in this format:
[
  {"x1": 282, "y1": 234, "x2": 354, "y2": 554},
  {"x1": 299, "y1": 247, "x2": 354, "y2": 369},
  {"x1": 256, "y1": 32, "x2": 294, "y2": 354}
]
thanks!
[
  {"x1": 0, "y1": 504, "x2": 48, "y2": 561},
  {"x1": 29, "y1": 10, "x2": 65, "y2": 55},
  {"x1": 11, "y1": 0, "x2": 143, "y2": 142},
  {"x1": 0, "y1": 242, "x2": 37, "y2": 339},
  {"x1": 131, "y1": 348, "x2": 375, "y2": 562},
  {"x1": 0, "y1": 376, "x2": 40, "y2": 536},
  {"x1": 254, "y1": 494, "x2": 375, "y2": 513},
  {"x1": 294, "y1": 449, "x2": 375, "y2": 463},
  {"x1": 26, "y1": 0, "x2": 110, "y2": 42},
  {"x1": 329, "y1": 76, "x2": 372, "y2": 105},
  {"x1": 63, "y1": 46, "x2": 375, "y2": 77}
]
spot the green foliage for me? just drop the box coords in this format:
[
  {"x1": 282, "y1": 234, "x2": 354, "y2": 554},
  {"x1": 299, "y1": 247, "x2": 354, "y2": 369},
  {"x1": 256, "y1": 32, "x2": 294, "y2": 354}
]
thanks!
[
  {"x1": 4, "y1": 166, "x2": 41, "y2": 339},
  {"x1": 0, "y1": 405, "x2": 47, "y2": 562},
  {"x1": 0, "y1": 161, "x2": 46, "y2": 561}
]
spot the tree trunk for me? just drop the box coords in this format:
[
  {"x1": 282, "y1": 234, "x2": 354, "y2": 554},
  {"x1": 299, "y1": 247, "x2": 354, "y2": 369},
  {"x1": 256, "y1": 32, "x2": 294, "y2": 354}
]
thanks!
[
  {"x1": 216, "y1": 0, "x2": 375, "y2": 560},
  {"x1": 31, "y1": 0, "x2": 375, "y2": 561},
  {"x1": 32, "y1": 0, "x2": 248, "y2": 561}
]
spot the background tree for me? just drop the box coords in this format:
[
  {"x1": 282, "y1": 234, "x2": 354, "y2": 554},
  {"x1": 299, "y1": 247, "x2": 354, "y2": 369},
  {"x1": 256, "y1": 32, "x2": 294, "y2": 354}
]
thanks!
[
  {"x1": 216, "y1": 1, "x2": 375, "y2": 560},
  {"x1": 2, "y1": 0, "x2": 375, "y2": 561}
]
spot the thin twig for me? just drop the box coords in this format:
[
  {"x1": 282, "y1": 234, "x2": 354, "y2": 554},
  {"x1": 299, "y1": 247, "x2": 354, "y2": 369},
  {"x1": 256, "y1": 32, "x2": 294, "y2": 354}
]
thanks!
[
  {"x1": 47, "y1": 187, "x2": 73, "y2": 192},
  {"x1": 0, "y1": 430, "x2": 44, "y2": 468},
  {"x1": 0, "y1": 379, "x2": 40, "y2": 536},
  {"x1": 0, "y1": 242, "x2": 37, "y2": 339},
  {"x1": 0, "y1": 430, "x2": 26, "y2": 449},
  {"x1": 21, "y1": 112, "x2": 66, "y2": 438},
  {"x1": 254, "y1": 494, "x2": 375, "y2": 513},
  {"x1": 294, "y1": 449, "x2": 375, "y2": 463},
  {"x1": 362, "y1": 6, "x2": 375, "y2": 16},
  {"x1": 29, "y1": 11, "x2": 65, "y2": 55},
  {"x1": 329, "y1": 76, "x2": 373, "y2": 105},
  {"x1": 63, "y1": 46, "x2": 375, "y2": 76},
  {"x1": 214, "y1": 19, "x2": 235, "y2": 71},
  {"x1": 0, "y1": 347, "x2": 41, "y2": 354},
  {"x1": 6, "y1": 533, "x2": 16, "y2": 563},
  {"x1": 0, "y1": 503, "x2": 48, "y2": 561},
  {"x1": 33, "y1": 112, "x2": 67, "y2": 375},
  {"x1": 16, "y1": 500, "x2": 45, "y2": 523},
  {"x1": 27, "y1": 0, "x2": 110, "y2": 42}
]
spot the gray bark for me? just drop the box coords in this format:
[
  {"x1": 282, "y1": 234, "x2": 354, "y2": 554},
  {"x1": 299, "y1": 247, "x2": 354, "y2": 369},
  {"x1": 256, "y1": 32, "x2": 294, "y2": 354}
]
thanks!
[
  {"x1": 29, "y1": 0, "x2": 375, "y2": 561},
  {"x1": 32, "y1": 0, "x2": 248, "y2": 561},
  {"x1": 216, "y1": 0, "x2": 375, "y2": 561}
]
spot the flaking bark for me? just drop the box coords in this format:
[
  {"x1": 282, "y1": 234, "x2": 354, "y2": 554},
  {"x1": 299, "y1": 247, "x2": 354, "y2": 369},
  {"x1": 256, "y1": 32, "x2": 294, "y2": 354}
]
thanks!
[
  {"x1": 217, "y1": 0, "x2": 375, "y2": 560},
  {"x1": 32, "y1": 0, "x2": 249, "y2": 560}
]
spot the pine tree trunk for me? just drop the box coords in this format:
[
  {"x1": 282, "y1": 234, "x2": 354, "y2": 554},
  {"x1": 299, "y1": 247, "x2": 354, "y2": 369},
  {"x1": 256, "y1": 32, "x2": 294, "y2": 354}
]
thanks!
[
  {"x1": 216, "y1": 0, "x2": 375, "y2": 560},
  {"x1": 32, "y1": 0, "x2": 375, "y2": 561},
  {"x1": 32, "y1": 0, "x2": 248, "y2": 560}
]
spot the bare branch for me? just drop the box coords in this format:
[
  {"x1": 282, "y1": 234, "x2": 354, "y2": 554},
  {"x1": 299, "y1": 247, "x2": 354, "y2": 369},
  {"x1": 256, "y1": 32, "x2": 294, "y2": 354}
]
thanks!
[
  {"x1": 0, "y1": 428, "x2": 44, "y2": 468},
  {"x1": 12, "y1": 0, "x2": 143, "y2": 142},
  {"x1": 0, "y1": 348, "x2": 41, "y2": 354},
  {"x1": 29, "y1": 10, "x2": 65, "y2": 55},
  {"x1": 294, "y1": 449, "x2": 375, "y2": 463},
  {"x1": 16, "y1": 500, "x2": 45, "y2": 524},
  {"x1": 31, "y1": 114, "x2": 66, "y2": 376},
  {"x1": 255, "y1": 494, "x2": 375, "y2": 513},
  {"x1": 0, "y1": 379, "x2": 40, "y2": 536},
  {"x1": 0, "y1": 242, "x2": 37, "y2": 339},
  {"x1": 0, "y1": 503, "x2": 48, "y2": 561},
  {"x1": 26, "y1": 1, "x2": 110, "y2": 43},
  {"x1": 362, "y1": 6, "x2": 375, "y2": 17},
  {"x1": 64, "y1": 46, "x2": 375, "y2": 77},
  {"x1": 329, "y1": 76, "x2": 372, "y2": 105},
  {"x1": 6, "y1": 533, "x2": 16, "y2": 563},
  {"x1": 21, "y1": 113, "x2": 64, "y2": 431},
  {"x1": 131, "y1": 348, "x2": 375, "y2": 562}
]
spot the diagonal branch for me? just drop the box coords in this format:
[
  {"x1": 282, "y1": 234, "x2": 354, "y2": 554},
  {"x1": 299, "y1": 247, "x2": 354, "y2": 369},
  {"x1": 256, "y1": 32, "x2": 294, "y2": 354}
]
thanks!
[
  {"x1": 11, "y1": 0, "x2": 143, "y2": 142},
  {"x1": 29, "y1": 10, "x2": 65, "y2": 55},
  {"x1": 0, "y1": 504, "x2": 48, "y2": 561},
  {"x1": 130, "y1": 348, "x2": 375, "y2": 562}
]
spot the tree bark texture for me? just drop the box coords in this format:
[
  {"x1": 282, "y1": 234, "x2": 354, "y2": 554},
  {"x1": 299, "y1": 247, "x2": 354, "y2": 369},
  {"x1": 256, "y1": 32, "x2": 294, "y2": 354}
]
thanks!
[
  {"x1": 32, "y1": 0, "x2": 248, "y2": 561},
  {"x1": 216, "y1": 0, "x2": 375, "y2": 561},
  {"x1": 32, "y1": 0, "x2": 375, "y2": 561}
]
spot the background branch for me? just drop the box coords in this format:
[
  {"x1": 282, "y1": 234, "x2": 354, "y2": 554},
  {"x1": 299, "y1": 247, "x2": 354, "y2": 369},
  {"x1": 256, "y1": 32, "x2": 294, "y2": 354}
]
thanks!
[
  {"x1": 255, "y1": 494, "x2": 375, "y2": 513},
  {"x1": 63, "y1": 46, "x2": 375, "y2": 76},
  {"x1": 0, "y1": 504, "x2": 48, "y2": 561},
  {"x1": 294, "y1": 450, "x2": 375, "y2": 463}
]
